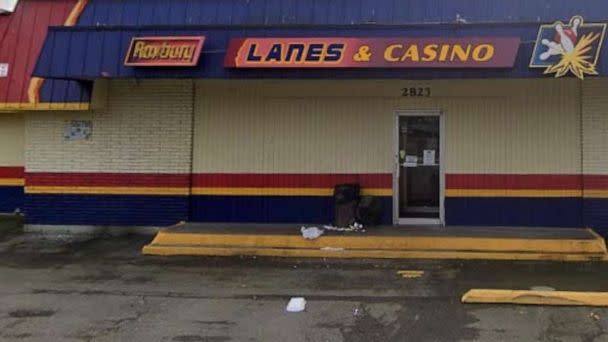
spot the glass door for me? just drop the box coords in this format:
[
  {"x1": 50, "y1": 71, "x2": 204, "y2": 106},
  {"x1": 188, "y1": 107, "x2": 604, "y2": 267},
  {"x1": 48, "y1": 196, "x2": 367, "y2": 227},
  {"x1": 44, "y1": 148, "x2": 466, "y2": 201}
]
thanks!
[{"x1": 394, "y1": 112, "x2": 443, "y2": 225}]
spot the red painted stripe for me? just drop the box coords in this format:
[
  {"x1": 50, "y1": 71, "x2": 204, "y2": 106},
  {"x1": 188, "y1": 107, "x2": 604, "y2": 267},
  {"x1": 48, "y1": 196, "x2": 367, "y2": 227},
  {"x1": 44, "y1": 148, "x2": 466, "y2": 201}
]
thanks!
[
  {"x1": 0, "y1": 167, "x2": 24, "y2": 178},
  {"x1": 191, "y1": 174, "x2": 392, "y2": 188},
  {"x1": 446, "y1": 174, "x2": 582, "y2": 190},
  {"x1": 583, "y1": 175, "x2": 608, "y2": 190},
  {"x1": 25, "y1": 172, "x2": 190, "y2": 187}
]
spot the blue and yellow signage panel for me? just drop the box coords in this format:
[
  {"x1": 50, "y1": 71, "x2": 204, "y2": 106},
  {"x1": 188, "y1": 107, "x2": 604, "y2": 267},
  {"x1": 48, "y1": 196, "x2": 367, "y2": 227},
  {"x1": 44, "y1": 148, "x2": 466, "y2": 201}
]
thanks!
[{"x1": 530, "y1": 16, "x2": 607, "y2": 79}]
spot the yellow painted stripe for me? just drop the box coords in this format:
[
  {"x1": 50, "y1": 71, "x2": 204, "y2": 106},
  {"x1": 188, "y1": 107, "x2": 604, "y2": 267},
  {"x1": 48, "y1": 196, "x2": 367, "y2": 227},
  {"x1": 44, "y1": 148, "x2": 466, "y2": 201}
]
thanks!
[
  {"x1": 583, "y1": 190, "x2": 608, "y2": 198},
  {"x1": 24, "y1": 185, "x2": 391, "y2": 197},
  {"x1": 0, "y1": 179, "x2": 24, "y2": 186},
  {"x1": 64, "y1": 0, "x2": 89, "y2": 26},
  {"x1": 24, "y1": 185, "x2": 608, "y2": 199},
  {"x1": 142, "y1": 245, "x2": 608, "y2": 262},
  {"x1": 0, "y1": 102, "x2": 90, "y2": 111},
  {"x1": 25, "y1": 186, "x2": 189, "y2": 196},
  {"x1": 192, "y1": 187, "x2": 332, "y2": 196},
  {"x1": 462, "y1": 289, "x2": 608, "y2": 306},
  {"x1": 449, "y1": 189, "x2": 608, "y2": 198},
  {"x1": 22, "y1": 185, "x2": 387, "y2": 197},
  {"x1": 27, "y1": 77, "x2": 44, "y2": 104},
  {"x1": 362, "y1": 188, "x2": 393, "y2": 196},
  {"x1": 397, "y1": 270, "x2": 425, "y2": 275},
  {"x1": 397, "y1": 270, "x2": 425, "y2": 278},
  {"x1": 446, "y1": 189, "x2": 583, "y2": 198},
  {"x1": 191, "y1": 187, "x2": 392, "y2": 196}
]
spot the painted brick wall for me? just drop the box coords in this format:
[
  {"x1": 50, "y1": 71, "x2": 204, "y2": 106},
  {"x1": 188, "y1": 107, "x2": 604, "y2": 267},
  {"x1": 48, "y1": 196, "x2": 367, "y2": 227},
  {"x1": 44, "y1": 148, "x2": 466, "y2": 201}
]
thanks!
[
  {"x1": 26, "y1": 80, "x2": 193, "y2": 173},
  {"x1": 24, "y1": 80, "x2": 194, "y2": 226},
  {"x1": 582, "y1": 79, "x2": 608, "y2": 235}
]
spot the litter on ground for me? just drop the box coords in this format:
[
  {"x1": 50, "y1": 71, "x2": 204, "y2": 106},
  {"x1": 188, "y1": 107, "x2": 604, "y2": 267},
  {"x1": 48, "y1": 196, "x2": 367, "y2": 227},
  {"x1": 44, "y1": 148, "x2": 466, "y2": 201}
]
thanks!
[
  {"x1": 286, "y1": 297, "x2": 306, "y2": 312},
  {"x1": 397, "y1": 270, "x2": 425, "y2": 278},
  {"x1": 300, "y1": 227, "x2": 324, "y2": 240},
  {"x1": 300, "y1": 222, "x2": 365, "y2": 240},
  {"x1": 323, "y1": 222, "x2": 365, "y2": 232}
]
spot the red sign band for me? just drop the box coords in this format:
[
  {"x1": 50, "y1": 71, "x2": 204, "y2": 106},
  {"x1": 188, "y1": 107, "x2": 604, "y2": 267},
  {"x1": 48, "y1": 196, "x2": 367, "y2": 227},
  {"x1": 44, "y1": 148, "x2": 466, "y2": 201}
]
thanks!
[
  {"x1": 124, "y1": 36, "x2": 205, "y2": 67},
  {"x1": 225, "y1": 37, "x2": 520, "y2": 68}
]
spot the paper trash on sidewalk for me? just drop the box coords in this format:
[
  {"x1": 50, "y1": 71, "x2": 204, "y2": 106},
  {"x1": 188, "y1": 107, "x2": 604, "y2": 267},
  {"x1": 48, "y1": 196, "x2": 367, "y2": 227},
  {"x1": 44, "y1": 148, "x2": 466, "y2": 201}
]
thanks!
[
  {"x1": 301, "y1": 227, "x2": 324, "y2": 240},
  {"x1": 286, "y1": 297, "x2": 306, "y2": 312}
]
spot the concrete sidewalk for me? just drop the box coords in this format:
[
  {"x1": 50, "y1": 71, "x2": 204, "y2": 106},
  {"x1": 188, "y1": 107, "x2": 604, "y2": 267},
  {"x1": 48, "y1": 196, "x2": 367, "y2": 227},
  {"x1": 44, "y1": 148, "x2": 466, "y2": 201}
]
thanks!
[{"x1": 0, "y1": 232, "x2": 608, "y2": 341}]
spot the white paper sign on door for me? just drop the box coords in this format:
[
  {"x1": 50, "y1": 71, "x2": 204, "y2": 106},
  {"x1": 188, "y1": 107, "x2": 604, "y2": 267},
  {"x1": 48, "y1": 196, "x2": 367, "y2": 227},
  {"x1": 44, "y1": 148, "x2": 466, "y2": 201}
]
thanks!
[
  {"x1": 423, "y1": 150, "x2": 436, "y2": 165},
  {"x1": 404, "y1": 155, "x2": 418, "y2": 167}
]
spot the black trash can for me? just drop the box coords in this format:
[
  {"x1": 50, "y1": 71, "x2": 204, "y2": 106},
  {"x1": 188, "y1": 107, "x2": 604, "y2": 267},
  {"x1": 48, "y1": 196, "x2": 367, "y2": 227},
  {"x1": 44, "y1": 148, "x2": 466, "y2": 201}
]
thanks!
[
  {"x1": 334, "y1": 184, "x2": 360, "y2": 227},
  {"x1": 356, "y1": 196, "x2": 384, "y2": 226}
]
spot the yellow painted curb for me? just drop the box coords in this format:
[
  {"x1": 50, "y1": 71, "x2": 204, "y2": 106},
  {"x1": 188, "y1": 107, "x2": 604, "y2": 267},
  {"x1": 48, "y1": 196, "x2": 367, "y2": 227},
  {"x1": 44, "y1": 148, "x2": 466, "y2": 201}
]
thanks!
[
  {"x1": 142, "y1": 245, "x2": 608, "y2": 262},
  {"x1": 147, "y1": 231, "x2": 608, "y2": 254},
  {"x1": 462, "y1": 289, "x2": 608, "y2": 306}
]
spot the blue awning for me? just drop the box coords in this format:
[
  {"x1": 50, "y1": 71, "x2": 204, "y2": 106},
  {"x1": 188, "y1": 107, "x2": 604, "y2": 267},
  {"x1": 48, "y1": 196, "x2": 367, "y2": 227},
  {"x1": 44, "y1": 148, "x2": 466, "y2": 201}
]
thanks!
[
  {"x1": 33, "y1": 0, "x2": 608, "y2": 81},
  {"x1": 34, "y1": 24, "x2": 562, "y2": 80}
]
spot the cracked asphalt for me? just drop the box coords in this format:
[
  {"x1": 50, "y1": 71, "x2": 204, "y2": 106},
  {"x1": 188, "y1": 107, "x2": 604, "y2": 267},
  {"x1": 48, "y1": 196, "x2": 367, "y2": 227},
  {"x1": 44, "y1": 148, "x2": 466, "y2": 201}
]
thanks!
[{"x1": 0, "y1": 233, "x2": 607, "y2": 341}]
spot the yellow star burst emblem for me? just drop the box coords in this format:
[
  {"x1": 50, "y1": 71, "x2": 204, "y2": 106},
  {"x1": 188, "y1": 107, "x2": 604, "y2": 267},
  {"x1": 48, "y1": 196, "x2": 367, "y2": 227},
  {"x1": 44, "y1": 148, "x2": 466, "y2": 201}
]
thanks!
[{"x1": 544, "y1": 32, "x2": 601, "y2": 79}]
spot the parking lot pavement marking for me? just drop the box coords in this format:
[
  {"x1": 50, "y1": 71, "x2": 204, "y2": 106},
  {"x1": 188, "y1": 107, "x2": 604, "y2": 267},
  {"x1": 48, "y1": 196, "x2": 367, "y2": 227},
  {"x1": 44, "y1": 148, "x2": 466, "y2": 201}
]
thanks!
[{"x1": 397, "y1": 270, "x2": 425, "y2": 278}]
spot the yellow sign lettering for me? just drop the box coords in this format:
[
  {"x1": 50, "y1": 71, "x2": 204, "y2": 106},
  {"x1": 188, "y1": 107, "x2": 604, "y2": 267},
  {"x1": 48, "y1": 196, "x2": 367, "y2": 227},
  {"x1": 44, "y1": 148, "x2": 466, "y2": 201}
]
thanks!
[
  {"x1": 472, "y1": 44, "x2": 494, "y2": 62},
  {"x1": 383, "y1": 44, "x2": 402, "y2": 62},
  {"x1": 401, "y1": 45, "x2": 420, "y2": 62}
]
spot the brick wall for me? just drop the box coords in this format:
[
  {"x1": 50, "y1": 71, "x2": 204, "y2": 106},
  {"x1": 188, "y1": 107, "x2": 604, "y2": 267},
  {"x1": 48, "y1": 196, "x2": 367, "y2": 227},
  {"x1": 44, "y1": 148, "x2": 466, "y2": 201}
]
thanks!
[
  {"x1": 24, "y1": 80, "x2": 194, "y2": 226},
  {"x1": 26, "y1": 80, "x2": 193, "y2": 173}
]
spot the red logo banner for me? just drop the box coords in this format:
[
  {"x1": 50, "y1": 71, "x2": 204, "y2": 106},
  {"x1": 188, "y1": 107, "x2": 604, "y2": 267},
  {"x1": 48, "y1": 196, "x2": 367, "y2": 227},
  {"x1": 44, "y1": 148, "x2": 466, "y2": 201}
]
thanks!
[
  {"x1": 225, "y1": 37, "x2": 520, "y2": 68},
  {"x1": 124, "y1": 36, "x2": 205, "y2": 67}
]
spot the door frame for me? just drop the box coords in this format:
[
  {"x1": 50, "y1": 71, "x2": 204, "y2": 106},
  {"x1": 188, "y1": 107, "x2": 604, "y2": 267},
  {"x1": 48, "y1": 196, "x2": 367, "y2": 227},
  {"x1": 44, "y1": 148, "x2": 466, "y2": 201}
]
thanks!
[{"x1": 393, "y1": 110, "x2": 445, "y2": 226}]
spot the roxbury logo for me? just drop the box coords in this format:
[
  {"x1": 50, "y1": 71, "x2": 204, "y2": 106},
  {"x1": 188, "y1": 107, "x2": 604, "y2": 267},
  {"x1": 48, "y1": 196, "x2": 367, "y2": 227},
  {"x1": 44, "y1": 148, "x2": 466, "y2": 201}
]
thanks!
[
  {"x1": 124, "y1": 36, "x2": 205, "y2": 67},
  {"x1": 530, "y1": 16, "x2": 607, "y2": 79}
]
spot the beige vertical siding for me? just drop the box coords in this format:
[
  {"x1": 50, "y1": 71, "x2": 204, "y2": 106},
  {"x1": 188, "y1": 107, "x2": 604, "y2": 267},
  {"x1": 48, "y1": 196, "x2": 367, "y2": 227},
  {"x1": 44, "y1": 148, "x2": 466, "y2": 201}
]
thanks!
[
  {"x1": 0, "y1": 114, "x2": 24, "y2": 166},
  {"x1": 583, "y1": 79, "x2": 608, "y2": 175},
  {"x1": 194, "y1": 94, "x2": 392, "y2": 173},
  {"x1": 193, "y1": 79, "x2": 580, "y2": 175}
]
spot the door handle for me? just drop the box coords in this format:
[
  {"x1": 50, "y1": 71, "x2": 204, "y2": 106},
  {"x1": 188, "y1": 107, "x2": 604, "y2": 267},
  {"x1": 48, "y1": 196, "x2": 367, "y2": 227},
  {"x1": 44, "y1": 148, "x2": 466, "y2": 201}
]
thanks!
[{"x1": 394, "y1": 157, "x2": 402, "y2": 173}]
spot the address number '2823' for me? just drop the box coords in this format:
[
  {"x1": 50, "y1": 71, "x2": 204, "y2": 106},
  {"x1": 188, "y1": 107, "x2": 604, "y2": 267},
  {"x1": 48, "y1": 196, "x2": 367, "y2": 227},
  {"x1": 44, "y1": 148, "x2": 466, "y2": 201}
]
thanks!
[{"x1": 401, "y1": 87, "x2": 431, "y2": 97}]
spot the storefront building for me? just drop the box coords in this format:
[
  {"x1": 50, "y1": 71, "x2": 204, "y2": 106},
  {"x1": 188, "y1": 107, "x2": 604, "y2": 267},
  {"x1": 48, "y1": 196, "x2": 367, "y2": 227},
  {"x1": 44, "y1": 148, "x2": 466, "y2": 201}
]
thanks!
[{"x1": 2, "y1": 0, "x2": 608, "y2": 235}]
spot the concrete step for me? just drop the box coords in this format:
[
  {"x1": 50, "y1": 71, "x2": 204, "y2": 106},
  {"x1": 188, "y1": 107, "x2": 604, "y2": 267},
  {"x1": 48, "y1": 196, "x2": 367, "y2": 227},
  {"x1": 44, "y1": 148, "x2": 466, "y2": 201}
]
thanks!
[
  {"x1": 142, "y1": 223, "x2": 608, "y2": 261},
  {"x1": 143, "y1": 245, "x2": 608, "y2": 261}
]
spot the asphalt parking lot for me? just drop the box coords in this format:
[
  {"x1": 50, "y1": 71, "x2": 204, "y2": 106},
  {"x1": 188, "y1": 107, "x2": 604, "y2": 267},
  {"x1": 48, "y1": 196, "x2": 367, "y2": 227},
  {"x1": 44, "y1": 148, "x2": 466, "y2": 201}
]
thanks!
[{"x1": 0, "y1": 232, "x2": 607, "y2": 342}]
